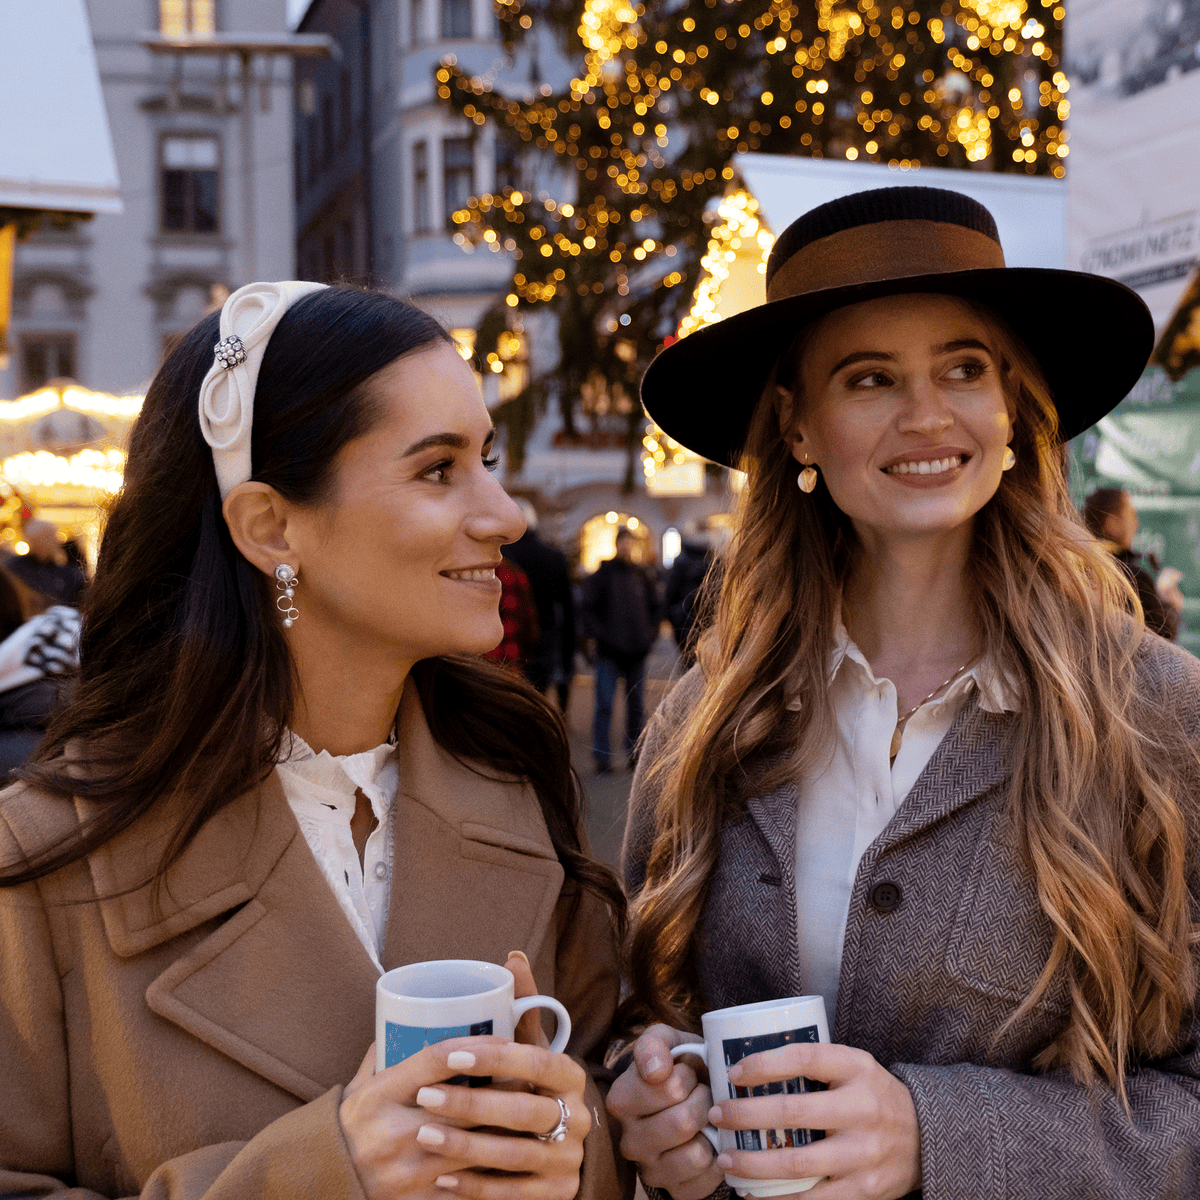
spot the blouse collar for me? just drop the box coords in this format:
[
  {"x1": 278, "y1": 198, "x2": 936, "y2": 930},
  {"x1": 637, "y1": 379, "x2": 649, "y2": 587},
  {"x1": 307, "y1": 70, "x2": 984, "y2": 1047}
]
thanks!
[
  {"x1": 784, "y1": 620, "x2": 1021, "y2": 715},
  {"x1": 276, "y1": 729, "x2": 398, "y2": 812}
]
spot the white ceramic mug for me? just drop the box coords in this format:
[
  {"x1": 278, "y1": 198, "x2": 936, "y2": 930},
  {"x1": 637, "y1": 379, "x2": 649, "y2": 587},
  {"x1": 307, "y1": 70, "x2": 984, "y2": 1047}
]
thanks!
[
  {"x1": 671, "y1": 995, "x2": 830, "y2": 1198},
  {"x1": 376, "y1": 958, "x2": 571, "y2": 1074}
]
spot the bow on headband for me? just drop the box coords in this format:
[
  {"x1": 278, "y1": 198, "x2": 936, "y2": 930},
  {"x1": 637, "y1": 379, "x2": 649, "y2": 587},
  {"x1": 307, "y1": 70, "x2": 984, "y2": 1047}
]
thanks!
[{"x1": 197, "y1": 280, "x2": 328, "y2": 498}]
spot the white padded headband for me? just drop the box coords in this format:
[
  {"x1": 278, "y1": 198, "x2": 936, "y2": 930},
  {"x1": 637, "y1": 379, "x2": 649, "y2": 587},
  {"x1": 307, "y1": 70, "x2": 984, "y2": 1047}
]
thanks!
[{"x1": 197, "y1": 280, "x2": 328, "y2": 498}]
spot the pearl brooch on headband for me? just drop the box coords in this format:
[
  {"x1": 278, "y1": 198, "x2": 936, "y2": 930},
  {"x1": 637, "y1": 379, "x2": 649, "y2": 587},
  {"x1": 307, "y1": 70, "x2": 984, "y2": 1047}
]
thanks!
[{"x1": 214, "y1": 334, "x2": 246, "y2": 369}]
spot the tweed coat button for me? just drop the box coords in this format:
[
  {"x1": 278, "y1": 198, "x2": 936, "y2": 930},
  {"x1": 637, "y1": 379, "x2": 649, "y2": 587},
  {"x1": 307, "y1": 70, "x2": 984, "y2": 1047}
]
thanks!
[{"x1": 869, "y1": 881, "x2": 902, "y2": 913}]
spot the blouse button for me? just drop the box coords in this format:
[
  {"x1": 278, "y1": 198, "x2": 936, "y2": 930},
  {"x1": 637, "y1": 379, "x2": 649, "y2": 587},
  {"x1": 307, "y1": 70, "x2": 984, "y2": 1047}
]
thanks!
[
  {"x1": 869, "y1": 881, "x2": 902, "y2": 913},
  {"x1": 374, "y1": 861, "x2": 389, "y2": 881}
]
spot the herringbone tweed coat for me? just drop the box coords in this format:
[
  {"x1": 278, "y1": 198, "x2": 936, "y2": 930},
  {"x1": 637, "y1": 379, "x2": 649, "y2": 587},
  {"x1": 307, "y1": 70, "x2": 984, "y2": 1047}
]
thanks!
[{"x1": 624, "y1": 635, "x2": 1200, "y2": 1199}]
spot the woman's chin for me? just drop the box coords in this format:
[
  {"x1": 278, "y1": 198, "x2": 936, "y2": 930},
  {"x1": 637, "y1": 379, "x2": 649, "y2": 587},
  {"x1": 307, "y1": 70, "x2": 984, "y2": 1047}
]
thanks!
[{"x1": 465, "y1": 622, "x2": 508, "y2": 658}]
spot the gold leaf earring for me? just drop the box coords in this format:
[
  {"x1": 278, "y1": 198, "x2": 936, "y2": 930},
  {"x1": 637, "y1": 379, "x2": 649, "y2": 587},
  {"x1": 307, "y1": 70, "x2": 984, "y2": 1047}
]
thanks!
[
  {"x1": 1002, "y1": 447, "x2": 1016, "y2": 471},
  {"x1": 797, "y1": 460, "x2": 819, "y2": 493}
]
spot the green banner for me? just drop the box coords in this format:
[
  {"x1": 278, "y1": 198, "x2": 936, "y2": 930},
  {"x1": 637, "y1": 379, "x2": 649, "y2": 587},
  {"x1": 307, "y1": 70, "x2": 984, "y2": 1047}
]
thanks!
[{"x1": 1070, "y1": 365, "x2": 1200, "y2": 654}]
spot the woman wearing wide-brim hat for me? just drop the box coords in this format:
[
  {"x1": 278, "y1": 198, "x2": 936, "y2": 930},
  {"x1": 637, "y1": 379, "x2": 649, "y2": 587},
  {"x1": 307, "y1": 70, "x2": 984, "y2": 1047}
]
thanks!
[{"x1": 606, "y1": 186, "x2": 1200, "y2": 1199}]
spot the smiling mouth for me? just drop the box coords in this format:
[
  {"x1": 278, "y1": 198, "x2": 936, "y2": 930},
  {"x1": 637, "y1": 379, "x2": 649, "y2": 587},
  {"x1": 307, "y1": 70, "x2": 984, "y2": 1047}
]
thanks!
[
  {"x1": 883, "y1": 454, "x2": 966, "y2": 477},
  {"x1": 442, "y1": 567, "x2": 498, "y2": 582}
]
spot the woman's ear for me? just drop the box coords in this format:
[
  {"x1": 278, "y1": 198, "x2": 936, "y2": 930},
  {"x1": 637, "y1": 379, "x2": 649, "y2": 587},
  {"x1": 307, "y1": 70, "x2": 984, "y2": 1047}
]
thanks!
[
  {"x1": 221, "y1": 482, "x2": 296, "y2": 578},
  {"x1": 775, "y1": 385, "x2": 796, "y2": 439},
  {"x1": 789, "y1": 437, "x2": 813, "y2": 467},
  {"x1": 777, "y1": 386, "x2": 811, "y2": 466}
]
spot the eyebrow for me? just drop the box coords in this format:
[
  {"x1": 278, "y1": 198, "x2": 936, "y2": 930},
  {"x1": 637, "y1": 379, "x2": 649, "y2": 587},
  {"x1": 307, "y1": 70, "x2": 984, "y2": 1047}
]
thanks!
[
  {"x1": 826, "y1": 338, "x2": 992, "y2": 379},
  {"x1": 401, "y1": 428, "x2": 496, "y2": 457}
]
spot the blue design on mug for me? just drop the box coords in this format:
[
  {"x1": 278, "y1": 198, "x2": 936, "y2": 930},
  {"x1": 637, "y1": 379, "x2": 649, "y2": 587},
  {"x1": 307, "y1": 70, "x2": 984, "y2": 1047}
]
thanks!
[
  {"x1": 385, "y1": 1019, "x2": 494, "y2": 1084},
  {"x1": 722, "y1": 1024, "x2": 827, "y2": 1151}
]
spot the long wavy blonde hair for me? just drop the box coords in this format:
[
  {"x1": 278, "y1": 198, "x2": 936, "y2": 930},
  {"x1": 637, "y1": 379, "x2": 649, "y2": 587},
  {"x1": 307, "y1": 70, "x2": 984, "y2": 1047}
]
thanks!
[{"x1": 626, "y1": 301, "x2": 1200, "y2": 1097}]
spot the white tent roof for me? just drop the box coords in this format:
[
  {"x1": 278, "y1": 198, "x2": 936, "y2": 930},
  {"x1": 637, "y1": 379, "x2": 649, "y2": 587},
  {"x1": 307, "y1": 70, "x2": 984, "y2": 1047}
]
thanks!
[
  {"x1": 733, "y1": 154, "x2": 1065, "y2": 268},
  {"x1": 0, "y1": 0, "x2": 121, "y2": 214}
]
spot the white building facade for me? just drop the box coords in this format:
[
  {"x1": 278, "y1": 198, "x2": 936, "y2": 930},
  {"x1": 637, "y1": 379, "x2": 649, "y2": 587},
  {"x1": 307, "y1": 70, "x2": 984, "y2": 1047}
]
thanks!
[
  {"x1": 1, "y1": 0, "x2": 299, "y2": 400},
  {"x1": 295, "y1": 0, "x2": 567, "y2": 390}
]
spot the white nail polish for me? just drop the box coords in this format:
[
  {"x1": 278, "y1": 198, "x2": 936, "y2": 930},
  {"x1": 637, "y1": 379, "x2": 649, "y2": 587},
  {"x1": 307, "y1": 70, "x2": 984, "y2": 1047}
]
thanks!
[
  {"x1": 417, "y1": 1125, "x2": 446, "y2": 1147},
  {"x1": 435, "y1": 1176, "x2": 459, "y2": 1190},
  {"x1": 417, "y1": 1087, "x2": 447, "y2": 1108},
  {"x1": 446, "y1": 1050, "x2": 476, "y2": 1069},
  {"x1": 644, "y1": 1055, "x2": 664, "y2": 1074}
]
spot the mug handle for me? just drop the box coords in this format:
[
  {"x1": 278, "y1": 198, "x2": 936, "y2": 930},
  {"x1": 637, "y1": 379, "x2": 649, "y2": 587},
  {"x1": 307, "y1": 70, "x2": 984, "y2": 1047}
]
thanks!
[
  {"x1": 513, "y1": 994, "x2": 572, "y2": 1054},
  {"x1": 670, "y1": 1042, "x2": 721, "y2": 1153}
]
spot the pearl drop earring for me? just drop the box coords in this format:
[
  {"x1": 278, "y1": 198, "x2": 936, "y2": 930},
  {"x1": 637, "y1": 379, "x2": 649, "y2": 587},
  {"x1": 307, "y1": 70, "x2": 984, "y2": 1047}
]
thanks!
[{"x1": 275, "y1": 563, "x2": 299, "y2": 628}]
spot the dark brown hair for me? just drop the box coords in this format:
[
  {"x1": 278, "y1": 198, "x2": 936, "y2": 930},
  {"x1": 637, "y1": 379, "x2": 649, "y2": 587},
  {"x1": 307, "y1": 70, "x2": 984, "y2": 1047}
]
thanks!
[{"x1": 2, "y1": 286, "x2": 624, "y2": 938}]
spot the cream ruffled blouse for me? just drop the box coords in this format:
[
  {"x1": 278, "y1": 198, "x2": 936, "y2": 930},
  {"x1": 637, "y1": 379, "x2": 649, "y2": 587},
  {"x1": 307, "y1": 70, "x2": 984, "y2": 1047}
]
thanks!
[{"x1": 275, "y1": 730, "x2": 398, "y2": 974}]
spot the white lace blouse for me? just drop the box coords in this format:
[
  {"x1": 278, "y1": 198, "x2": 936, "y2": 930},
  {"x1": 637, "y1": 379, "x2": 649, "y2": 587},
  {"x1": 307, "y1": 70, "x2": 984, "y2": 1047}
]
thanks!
[{"x1": 276, "y1": 731, "x2": 398, "y2": 974}]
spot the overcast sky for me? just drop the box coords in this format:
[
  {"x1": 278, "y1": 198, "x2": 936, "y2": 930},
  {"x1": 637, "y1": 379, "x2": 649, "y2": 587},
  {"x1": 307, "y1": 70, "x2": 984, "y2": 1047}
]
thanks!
[{"x1": 286, "y1": 0, "x2": 306, "y2": 28}]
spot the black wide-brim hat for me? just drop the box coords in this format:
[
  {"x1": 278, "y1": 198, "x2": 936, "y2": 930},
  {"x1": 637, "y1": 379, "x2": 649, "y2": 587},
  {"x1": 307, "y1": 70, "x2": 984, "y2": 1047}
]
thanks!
[{"x1": 641, "y1": 186, "x2": 1155, "y2": 467}]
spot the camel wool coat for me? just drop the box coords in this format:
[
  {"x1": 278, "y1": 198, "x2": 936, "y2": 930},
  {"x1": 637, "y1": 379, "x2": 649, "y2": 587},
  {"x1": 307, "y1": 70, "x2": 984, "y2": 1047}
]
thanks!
[{"x1": 0, "y1": 685, "x2": 630, "y2": 1200}]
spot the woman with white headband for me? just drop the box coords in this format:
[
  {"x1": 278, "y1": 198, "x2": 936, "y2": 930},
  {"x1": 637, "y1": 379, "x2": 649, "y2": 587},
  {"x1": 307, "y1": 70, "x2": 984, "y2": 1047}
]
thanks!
[{"x1": 0, "y1": 283, "x2": 629, "y2": 1200}]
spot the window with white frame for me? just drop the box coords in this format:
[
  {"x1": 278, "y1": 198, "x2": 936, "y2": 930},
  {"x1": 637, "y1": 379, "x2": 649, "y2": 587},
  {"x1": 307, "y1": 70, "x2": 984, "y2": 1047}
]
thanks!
[
  {"x1": 441, "y1": 0, "x2": 472, "y2": 40},
  {"x1": 160, "y1": 134, "x2": 220, "y2": 233},
  {"x1": 20, "y1": 333, "x2": 76, "y2": 392},
  {"x1": 442, "y1": 137, "x2": 474, "y2": 228},
  {"x1": 159, "y1": 0, "x2": 215, "y2": 35},
  {"x1": 413, "y1": 141, "x2": 431, "y2": 233}
]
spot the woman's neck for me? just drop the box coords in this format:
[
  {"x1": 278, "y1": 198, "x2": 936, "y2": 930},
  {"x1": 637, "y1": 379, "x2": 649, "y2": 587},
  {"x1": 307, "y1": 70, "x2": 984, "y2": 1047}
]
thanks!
[
  {"x1": 286, "y1": 625, "x2": 410, "y2": 756},
  {"x1": 842, "y1": 529, "x2": 981, "y2": 697}
]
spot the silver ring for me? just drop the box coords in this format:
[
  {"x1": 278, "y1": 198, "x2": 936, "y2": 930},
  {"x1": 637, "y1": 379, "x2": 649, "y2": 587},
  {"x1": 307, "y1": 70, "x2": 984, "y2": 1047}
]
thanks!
[{"x1": 535, "y1": 1097, "x2": 570, "y2": 1142}]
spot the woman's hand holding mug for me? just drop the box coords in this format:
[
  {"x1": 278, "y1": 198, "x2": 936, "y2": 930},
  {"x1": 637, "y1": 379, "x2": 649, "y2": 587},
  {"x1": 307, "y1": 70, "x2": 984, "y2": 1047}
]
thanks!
[
  {"x1": 708, "y1": 1041, "x2": 923, "y2": 1200},
  {"x1": 611, "y1": 996, "x2": 922, "y2": 1200},
  {"x1": 340, "y1": 951, "x2": 590, "y2": 1199},
  {"x1": 605, "y1": 1024, "x2": 724, "y2": 1200}
]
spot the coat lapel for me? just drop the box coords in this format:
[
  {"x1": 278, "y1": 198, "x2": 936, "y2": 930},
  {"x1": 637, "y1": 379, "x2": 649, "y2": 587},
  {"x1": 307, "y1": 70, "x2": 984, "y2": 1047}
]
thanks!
[
  {"x1": 871, "y1": 701, "x2": 1014, "y2": 856},
  {"x1": 144, "y1": 830, "x2": 381, "y2": 1102},
  {"x1": 737, "y1": 703, "x2": 1012, "y2": 1009},
  {"x1": 833, "y1": 702, "x2": 1014, "y2": 1042},
  {"x1": 85, "y1": 772, "x2": 380, "y2": 1102},
  {"x1": 83, "y1": 772, "x2": 296, "y2": 959},
  {"x1": 381, "y1": 683, "x2": 564, "y2": 975},
  {"x1": 745, "y1": 780, "x2": 804, "y2": 998}
]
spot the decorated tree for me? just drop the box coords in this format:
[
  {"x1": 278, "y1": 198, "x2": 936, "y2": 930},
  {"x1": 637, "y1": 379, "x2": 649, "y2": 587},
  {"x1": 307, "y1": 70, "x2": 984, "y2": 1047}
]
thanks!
[{"x1": 439, "y1": 0, "x2": 1066, "y2": 476}]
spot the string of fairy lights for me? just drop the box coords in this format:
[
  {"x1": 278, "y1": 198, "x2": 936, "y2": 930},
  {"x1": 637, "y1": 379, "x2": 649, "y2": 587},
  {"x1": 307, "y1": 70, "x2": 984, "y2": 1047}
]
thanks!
[
  {"x1": 644, "y1": 187, "x2": 771, "y2": 475},
  {"x1": 441, "y1": 0, "x2": 1065, "y2": 326},
  {"x1": 678, "y1": 189, "x2": 775, "y2": 338}
]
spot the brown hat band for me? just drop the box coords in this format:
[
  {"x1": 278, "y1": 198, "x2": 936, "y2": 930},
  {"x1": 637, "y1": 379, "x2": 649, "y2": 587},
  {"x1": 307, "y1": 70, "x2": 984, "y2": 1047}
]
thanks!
[{"x1": 766, "y1": 219, "x2": 1007, "y2": 303}]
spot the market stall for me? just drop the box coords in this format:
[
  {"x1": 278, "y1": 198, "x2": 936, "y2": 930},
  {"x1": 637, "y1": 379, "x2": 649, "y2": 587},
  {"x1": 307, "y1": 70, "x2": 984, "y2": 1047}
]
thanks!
[{"x1": 0, "y1": 382, "x2": 141, "y2": 562}]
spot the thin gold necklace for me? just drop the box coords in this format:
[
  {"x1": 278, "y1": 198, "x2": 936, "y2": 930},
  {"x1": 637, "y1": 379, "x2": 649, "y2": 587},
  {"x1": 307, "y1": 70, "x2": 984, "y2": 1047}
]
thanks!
[{"x1": 890, "y1": 661, "x2": 973, "y2": 759}]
